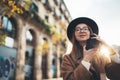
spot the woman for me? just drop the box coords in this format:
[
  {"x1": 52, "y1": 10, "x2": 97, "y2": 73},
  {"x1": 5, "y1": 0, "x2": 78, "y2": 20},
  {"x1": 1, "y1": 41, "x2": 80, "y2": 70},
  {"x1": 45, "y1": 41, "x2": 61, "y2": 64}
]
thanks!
[{"x1": 60, "y1": 17, "x2": 120, "y2": 80}]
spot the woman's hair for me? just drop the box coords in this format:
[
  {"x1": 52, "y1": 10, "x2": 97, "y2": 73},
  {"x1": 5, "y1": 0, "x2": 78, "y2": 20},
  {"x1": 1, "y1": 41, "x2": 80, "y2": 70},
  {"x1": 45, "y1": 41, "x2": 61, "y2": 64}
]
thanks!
[
  {"x1": 70, "y1": 32, "x2": 83, "y2": 59},
  {"x1": 69, "y1": 24, "x2": 110, "y2": 73},
  {"x1": 70, "y1": 24, "x2": 93, "y2": 59}
]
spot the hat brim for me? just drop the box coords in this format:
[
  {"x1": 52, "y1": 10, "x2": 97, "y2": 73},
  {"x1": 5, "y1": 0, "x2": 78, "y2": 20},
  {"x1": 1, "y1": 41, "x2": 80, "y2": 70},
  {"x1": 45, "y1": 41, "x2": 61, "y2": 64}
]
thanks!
[{"x1": 67, "y1": 17, "x2": 99, "y2": 41}]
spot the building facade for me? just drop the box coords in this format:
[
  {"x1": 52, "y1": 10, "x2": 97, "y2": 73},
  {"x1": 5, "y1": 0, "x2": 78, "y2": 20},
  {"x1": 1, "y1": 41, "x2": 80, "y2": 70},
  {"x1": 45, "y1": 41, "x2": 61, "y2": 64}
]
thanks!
[{"x1": 0, "y1": 0, "x2": 72, "y2": 80}]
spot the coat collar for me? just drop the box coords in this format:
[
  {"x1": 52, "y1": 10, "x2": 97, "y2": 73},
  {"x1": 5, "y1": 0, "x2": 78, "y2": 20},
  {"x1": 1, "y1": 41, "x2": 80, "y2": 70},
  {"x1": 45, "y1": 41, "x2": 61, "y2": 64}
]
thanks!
[{"x1": 70, "y1": 51, "x2": 82, "y2": 61}]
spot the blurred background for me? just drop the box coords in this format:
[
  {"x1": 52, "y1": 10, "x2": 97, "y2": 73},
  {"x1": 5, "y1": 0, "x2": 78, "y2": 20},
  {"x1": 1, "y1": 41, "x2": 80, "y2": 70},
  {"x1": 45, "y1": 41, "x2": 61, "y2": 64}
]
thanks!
[{"x1": 0, "y1": 0, "x2": 120, "y2": 80}]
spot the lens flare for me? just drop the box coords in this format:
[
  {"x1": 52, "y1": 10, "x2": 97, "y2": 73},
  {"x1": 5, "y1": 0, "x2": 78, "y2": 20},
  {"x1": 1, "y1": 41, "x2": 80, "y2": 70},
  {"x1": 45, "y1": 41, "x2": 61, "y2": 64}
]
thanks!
[{"x1": 99, "y1": 45, "x2": 111, "y2": 61}]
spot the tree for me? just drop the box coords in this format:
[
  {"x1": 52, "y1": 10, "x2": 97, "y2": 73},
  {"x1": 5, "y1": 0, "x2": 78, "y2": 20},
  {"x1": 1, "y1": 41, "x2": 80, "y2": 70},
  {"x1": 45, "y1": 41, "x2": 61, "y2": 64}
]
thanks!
[{"x1": 0, "y1": 0, "x2": 23, "y2": 17}]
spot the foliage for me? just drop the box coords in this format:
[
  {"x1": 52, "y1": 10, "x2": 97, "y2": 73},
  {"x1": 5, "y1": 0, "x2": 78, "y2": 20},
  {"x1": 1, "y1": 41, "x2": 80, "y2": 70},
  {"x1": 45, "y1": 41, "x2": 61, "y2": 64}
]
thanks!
[
  {"x1": 0, "y1": 0, "x2": 23, "y2": 17},
  {"x1": 41, "y1": 39, "x2": 49, "y2": 55},
  {"x1": 0, "y1": 0, "x2": 65, "y2": 44},
  {"x1": 0, "y1": 30, "x2": 6, "y2": 46},
  {"x1": 43, "y1": 20, "x2": 63, "y2": 43},
  {"x1": 31, "y1": 11, "x2": 63, "y2": 43},
  {"x1": 51, "y1": 32, "x2": 62, "y2": 43},
  {"x1": 18, "y1": 0, "x2": 32, "y2": 11}
]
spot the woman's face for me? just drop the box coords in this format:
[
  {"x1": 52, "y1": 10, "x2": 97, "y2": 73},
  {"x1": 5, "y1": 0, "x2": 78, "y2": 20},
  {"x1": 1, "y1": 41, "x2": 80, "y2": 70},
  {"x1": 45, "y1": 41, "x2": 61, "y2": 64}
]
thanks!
[{"x1": 74, "y1": 23, "x2": 90, "y2": 42}]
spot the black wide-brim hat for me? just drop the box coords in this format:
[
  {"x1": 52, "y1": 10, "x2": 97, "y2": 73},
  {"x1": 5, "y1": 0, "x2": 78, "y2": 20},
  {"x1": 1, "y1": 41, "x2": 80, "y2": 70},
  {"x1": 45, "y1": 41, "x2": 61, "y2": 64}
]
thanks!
[{"x1": 67, "y1": 17, "x2": 99, "y2": 41}]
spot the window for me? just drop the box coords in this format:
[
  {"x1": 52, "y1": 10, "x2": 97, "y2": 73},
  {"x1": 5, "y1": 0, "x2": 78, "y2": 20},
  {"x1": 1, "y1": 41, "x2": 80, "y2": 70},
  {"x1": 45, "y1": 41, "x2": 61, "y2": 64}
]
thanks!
[
  {"x1": 31, "y1": 3, "x2": 38, "y2": 12},
  {"x1": 0, "y1": 16, "x2": 16, "y2": 47},
  {"x1": 2, "y1": 16, "x2": 16, "y2": 38},
  {"x1": 45, "y1": 15, "x2": 49, "y2": 22},
  {"x1": 54, "y1": 0, "x2": 61, "y2": 6}
]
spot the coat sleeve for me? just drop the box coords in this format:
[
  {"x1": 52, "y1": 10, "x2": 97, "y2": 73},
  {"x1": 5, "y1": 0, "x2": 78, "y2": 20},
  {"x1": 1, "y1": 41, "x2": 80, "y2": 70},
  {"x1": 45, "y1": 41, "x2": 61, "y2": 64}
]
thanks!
[
  {"x1": 60, "y1": 55, "x2": 92, "y2": 80},
  {"x1": 105, "y1": 62, "x2": 120, "y2": 80}
]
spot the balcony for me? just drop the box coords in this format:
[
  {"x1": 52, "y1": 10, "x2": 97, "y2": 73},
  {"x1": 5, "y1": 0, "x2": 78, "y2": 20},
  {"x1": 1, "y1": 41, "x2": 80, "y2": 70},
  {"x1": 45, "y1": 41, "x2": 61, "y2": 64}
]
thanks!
[{"x1": 42, "y1": 0, "x2": 53, "y2": 12}]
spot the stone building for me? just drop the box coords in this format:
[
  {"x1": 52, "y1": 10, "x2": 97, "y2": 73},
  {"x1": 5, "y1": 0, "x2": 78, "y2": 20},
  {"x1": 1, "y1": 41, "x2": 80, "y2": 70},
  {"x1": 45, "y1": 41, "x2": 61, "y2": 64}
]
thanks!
[{"x1": 0, "y1": 0, "x2": 71, "y2": 80}]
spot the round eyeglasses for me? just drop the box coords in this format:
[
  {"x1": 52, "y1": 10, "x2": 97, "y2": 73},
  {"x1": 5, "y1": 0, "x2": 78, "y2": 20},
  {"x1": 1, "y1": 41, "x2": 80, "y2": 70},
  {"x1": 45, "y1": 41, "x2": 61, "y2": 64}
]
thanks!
[{"x1": 75, "y1": 27, "x2": 89, "y2": 33}]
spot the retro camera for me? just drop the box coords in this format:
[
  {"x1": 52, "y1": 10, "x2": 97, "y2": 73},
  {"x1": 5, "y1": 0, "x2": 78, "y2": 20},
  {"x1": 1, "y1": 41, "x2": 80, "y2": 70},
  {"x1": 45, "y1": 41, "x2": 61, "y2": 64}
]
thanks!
[{"x1": 86, "y1": 34, "x2": 100, "y2": 50}]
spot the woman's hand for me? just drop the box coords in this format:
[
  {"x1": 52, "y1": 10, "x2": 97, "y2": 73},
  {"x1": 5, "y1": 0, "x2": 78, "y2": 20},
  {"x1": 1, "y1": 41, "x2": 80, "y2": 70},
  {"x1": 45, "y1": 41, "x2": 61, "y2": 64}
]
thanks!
[{"x1": 83, "y1": 45, "x2": 98, "y2": 62}]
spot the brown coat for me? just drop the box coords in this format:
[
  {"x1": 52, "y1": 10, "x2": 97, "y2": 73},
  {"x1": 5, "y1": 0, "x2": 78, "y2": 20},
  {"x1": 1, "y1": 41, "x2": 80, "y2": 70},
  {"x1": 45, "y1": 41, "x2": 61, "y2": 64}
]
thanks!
[
  {"x1": 105, "y1": 62, "x2": 120, "y2": 80},
  {"x1": 60, "y1": 53, "x2": 120, "y2": 80}
]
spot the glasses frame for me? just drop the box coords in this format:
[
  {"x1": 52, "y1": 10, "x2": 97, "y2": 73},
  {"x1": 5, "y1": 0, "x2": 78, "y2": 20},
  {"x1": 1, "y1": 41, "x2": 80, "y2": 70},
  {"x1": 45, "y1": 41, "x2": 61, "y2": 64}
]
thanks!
[{"x1": 75, "y1": 27, "x2": 90, "y2": 33}]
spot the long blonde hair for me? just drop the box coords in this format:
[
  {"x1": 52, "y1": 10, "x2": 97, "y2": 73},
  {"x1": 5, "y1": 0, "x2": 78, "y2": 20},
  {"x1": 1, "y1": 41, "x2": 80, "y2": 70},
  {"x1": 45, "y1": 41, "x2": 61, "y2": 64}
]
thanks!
[{"x1": 91, "y1": 42, "x2": 112, "y2": 73}]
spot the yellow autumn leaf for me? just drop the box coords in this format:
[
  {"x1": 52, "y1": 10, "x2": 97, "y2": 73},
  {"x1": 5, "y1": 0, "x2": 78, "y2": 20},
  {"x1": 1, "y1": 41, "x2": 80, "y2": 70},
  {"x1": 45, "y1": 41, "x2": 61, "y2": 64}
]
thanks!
[{"x1": 8, "y1": 1, "x2": 14, "y2": 6}]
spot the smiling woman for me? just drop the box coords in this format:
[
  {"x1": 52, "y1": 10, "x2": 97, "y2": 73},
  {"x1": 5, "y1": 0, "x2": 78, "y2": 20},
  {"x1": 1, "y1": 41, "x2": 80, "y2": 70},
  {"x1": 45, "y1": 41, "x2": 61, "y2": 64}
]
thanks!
[
  {"x1": 60, "y1": 17, "x2": 120, "y2": 80},
  {"x1": 64, "y1": 0, "x2": 120, "y2": 45}
]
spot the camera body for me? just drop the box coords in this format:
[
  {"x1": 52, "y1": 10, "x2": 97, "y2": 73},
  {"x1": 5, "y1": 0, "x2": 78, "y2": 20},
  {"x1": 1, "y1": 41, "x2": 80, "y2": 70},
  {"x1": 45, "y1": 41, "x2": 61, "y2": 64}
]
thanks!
[{"x1": 86, "y1": 34, "x2": 100, "y2": 50}]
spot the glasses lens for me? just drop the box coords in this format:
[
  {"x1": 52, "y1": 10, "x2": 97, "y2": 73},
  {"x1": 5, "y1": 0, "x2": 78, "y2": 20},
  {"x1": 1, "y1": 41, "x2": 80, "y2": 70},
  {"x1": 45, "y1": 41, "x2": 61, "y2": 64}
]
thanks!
[{"x1": 75, "y1": 27, "x2": 89, "y2": 32}]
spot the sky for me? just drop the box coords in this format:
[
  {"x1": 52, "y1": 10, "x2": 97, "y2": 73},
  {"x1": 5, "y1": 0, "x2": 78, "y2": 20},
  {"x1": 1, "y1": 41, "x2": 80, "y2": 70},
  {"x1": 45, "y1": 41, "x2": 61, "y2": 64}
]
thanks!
[{"x1": 64, "y1": 0, "x2": 120, "y2": 46}]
